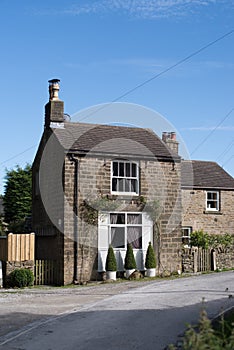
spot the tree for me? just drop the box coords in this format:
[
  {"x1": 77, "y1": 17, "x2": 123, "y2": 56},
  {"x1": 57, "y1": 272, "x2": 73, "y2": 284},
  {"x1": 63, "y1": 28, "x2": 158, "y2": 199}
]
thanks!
[
  {"x1": 3, "y1": 164, "x2": 32, "y2": 232},
  {"x1": 145, "y1": 242, "x2": 156, "y2": 269},
  {"x1": 124, "y1": 243, "x2": 137, "y2": 270},
  {"x1": 105, "y1": 245, "x2": 117, "y2": 271}
]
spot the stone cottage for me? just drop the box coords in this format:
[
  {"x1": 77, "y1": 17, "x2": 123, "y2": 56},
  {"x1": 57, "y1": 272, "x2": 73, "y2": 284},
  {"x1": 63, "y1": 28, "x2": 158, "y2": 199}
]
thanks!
[
  {"x1": 181, "y1": 160, "x2": 234, "y2": 245},
  {"x1": 32, "y1": 80, "x2": 182, "y2": 285}
]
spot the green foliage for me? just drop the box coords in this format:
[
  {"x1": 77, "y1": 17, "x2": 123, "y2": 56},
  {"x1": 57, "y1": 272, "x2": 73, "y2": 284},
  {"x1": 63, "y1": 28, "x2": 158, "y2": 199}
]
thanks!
[
  {"x1": 145, "y1": 241, "x2": 156, "y2": 269},
  {"x1": 82, "y1": 194, "x2": 119, "y2": 225},
  {"x1": 105, "y1": 245, "x2": 117, "y2": 271},
  {"x1": 169, "y1": 309, "x2": 234, "y2": 350},
  {"x1": 3, "y1": 164, "x2": 32, "y2": 232},
  {"x1": 208, "y1": 233, "x2": 234, "y2": 249},
  {"x1": 190, "y1": 230, "x2": 234, "y2": 250},
  {"x1": 124, "y1": 243, "x2": 137, "y2": 270},
  {"x1": 85, "y1": 194, "x2": 119, "y2": 211},
  {"x1": 24, "y1": 268, "x2": 35, "y2": 286},
  {"x1": 9, "y1": 268, "x2": 34, "y2": 288},
  {"x1": 190, "y1": 230, "x2": 210, "y2": 249}
]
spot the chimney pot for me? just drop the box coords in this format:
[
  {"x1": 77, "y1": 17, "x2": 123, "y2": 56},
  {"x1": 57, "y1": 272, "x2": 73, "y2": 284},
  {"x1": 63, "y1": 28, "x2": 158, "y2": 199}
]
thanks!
[
  {"x1": 48, "y1": 79, "x2": 60, "y2": 101},
  {"x1": 170, "y1": 132, "x2": 176, "y2": 140},
  {"x1": 162, "y1": 132, "x2": 168, "y2": 142}
]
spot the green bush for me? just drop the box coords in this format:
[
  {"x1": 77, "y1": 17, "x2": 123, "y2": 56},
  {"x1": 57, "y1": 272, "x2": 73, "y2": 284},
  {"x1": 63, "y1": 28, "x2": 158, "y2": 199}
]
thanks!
[
  {"x1": 169, "y1": 309, "x2": 234, "y2": 350},
  {"x1": 145, "y1": 242, "x2": 156, "y2": 269},
  {"x1": 105, "y1": 245, "x2": 117, "y2": 271},
  {"x1": 190, "y1": 230, "x2": 234, "y2": 250},
  {"x1": 124, "y1": 243, "x2": 137, "y2": 270},
  {"x1": 24, "y1": 268, "x2": 34, "y2": 286},
  {"x1": 9, "y1": 268, "x2": 34, "y2": 288},
  {"x1": 190, "y1": 230, "x2": 210, "y2": 249}
]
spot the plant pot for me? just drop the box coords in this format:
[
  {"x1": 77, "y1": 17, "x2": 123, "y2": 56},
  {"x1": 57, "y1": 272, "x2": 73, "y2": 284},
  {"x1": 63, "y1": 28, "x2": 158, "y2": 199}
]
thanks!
[
  {"x1": 146, "y1": 268, "x2": 156, "y2": 277},
  {"x1": 125, "y1": 269, "x2": 135, "y2": 279},
  {"x1": 106, "y1": 271, "x2": 116, "y2": 281}
]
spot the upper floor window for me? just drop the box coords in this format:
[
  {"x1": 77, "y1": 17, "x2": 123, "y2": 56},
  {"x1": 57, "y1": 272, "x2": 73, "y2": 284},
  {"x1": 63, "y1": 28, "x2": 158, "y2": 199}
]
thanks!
[
  {"x1": 206, "y1": 191, "x2": 219, "y2": 211},
  {"x1": 111, "y1": 160, "x2": 139, "y2": 195}
]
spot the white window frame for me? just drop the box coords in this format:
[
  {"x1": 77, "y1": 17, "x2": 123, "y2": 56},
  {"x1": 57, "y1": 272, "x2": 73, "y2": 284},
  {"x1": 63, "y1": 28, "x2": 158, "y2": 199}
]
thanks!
[
  {"x1": 111, "y1": 160, "x2": 139, "y2": 195},
  {"x1": 109, "y1": 212, "x2": 142, "y2": 250},
  {"x1": 206, "y1": 191, "x2": 219, "y2": 211},
  {"x1": 182, "y1": 227, "x2": 192, "y2": 247}
]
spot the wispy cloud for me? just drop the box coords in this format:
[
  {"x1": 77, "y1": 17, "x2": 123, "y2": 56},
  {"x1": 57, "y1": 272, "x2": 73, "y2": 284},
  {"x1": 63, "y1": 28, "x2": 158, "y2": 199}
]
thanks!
[
  {"x1": 182, "y1": 126, "x2": 234, "y2": 131},
  {"x1": 58, "y1": 0, "x2": 232, "y2": 19}
]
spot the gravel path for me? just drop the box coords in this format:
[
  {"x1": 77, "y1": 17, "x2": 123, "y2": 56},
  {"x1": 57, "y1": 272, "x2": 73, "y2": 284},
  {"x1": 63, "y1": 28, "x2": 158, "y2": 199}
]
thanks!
[{"x1": 0, "y1": 280, "x2": 153, "y2": 338}]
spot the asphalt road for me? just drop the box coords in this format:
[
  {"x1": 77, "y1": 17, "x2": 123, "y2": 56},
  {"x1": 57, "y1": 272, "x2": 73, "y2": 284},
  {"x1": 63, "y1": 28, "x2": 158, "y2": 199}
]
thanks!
[{"x1": 1, "y1": 271, "x2": 234, "y2": 350}]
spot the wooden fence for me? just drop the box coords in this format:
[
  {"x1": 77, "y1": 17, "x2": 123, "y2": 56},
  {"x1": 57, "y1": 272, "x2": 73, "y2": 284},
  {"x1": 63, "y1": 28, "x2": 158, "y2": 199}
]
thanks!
[
  {"x1": 34, "y1": 260, "x2": 61, "y2": 286},
  {"x1": 0, "y1": 233, "x2": 34, "y2": 261}
]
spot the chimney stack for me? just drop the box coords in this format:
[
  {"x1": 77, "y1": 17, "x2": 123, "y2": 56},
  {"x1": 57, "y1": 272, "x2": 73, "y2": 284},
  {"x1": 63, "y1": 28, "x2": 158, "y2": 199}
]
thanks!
[
  {"x1": 49, "y1": 79, "x2": 60, "y2": 101},
  {"x1": 162, "y1": 132, "x2": 179, "y2": 154},
  {"x1": 45, "y1": 79, "x2": 64, "y2": 128}
]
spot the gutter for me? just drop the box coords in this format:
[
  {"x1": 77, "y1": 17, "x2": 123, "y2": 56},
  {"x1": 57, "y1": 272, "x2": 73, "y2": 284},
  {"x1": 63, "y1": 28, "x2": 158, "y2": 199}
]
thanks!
[{"x1": 68, "y1": 154, "x2": 79, "y2": 283}]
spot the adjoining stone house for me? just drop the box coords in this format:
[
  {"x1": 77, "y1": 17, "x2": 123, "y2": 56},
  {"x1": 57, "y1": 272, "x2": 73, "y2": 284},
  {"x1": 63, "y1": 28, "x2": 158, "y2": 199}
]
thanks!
[
  {"x1": 181, "y1": 160, "x2": 234, "y2": 245},
  {"x1": 32, "y1": 80, "x2": 182, "y2": 285}
]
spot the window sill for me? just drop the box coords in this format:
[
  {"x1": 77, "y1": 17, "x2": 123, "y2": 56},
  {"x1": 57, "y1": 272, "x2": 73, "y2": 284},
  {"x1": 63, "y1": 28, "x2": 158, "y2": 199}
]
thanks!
[
  {"x1": 110, "y1": 192, "x2": 139, "y2": 197},
  {"x1": 203, "y1": 210, "x2": 222, "y2": 215}
]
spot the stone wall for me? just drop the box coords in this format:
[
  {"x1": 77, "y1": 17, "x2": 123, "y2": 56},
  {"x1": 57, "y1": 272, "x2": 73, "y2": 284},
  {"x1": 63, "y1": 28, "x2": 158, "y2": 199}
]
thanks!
[
  {"x1": 181, "y1": 247, "x2": 234, "y2": 273},
  {"x1": 182, "y1": 189, "x2": 234, "y2": 235},
  {"x1": 181, "y1": 248, "x2": 195, "y2": 273},
  {"x1": 215, "y1": 248, "x2": 234, "y2": 270},
  {"x1": 63, "y1": 155, "x2": 182, "y2": 283}
]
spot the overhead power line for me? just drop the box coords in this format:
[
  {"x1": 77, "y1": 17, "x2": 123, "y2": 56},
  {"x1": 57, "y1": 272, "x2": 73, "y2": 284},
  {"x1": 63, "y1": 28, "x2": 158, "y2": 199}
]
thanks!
[
  {"x1": 0, "y1": 145, "x2": 37, "y2": 166},
  {"x1": 191, "y1": 108, "x2": 234, "y2": 156},
  {"x1": 0, "y1": 29, "x2": 233, "y2": 165},
  {"x1": 216, "y1": 138, "x2": 234, "y2": 162},
  {"x1": 79, "y1": 29, "x2": 234, "y2": 122}
]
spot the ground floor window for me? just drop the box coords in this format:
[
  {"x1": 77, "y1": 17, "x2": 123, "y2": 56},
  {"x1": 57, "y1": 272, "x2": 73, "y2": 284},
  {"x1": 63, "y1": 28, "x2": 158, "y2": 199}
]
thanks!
[
  {"x1": 110, "y1": 213, "x2": 142, "y2": 249},
  {"x1": 182, "y1": 226, "x2": 192, "y2": 247},
  {"x1": 98, "y1": 211, "x2": 153, "y2": 271}
]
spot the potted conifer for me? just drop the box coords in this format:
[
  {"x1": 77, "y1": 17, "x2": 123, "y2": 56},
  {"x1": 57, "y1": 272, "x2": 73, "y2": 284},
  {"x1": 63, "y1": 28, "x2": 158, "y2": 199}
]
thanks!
[
  {"x1": 124, "y1": 243, "x2": 137, "y2": 278},
  {"x1": 105, "y1": 245, "x2": 117, "y2": 281},
  {"x1": 145, "y1": 241, "x2": 156, "y2": 277}
]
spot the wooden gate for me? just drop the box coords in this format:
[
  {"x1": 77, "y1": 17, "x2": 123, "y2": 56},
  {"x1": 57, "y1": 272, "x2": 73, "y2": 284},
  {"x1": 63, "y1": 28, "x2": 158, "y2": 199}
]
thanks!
[{"x1": 195, "y1": 248, "x2": 211, "y2": 272}]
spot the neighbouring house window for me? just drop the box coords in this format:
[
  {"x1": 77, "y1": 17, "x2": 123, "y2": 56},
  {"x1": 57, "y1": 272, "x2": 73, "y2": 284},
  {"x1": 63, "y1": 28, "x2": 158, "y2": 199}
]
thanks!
[
  {"x1": 182, "y1": 227, "x2": 192, "y2": 246},
  {"x1": 111, "y1": 160, "x2": 139, "y2": 194},
  {"x1": 110, "y1": 213, "x2": 142, "y2": 249},
  {"x1": 206, "y1": 191, "x2": 219, "y2": 211}
]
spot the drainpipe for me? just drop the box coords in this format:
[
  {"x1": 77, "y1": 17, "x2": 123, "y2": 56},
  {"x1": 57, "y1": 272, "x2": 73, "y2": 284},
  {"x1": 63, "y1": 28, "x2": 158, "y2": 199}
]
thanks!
[{"x1": 69, "y1": 154, "x2": 79, "y2": 283}]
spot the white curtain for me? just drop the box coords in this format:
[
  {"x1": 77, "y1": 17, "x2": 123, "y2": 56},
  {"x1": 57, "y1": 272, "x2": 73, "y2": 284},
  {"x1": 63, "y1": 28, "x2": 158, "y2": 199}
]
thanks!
[{"x1": 127, "y1": 227, "x2": 142, "y2": 249}]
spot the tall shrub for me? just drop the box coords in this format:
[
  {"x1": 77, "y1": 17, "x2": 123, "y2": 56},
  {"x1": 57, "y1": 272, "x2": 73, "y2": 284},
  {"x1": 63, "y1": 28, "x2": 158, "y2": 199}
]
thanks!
[
  {"x1": 105, "y1": 245, "x2": 117, "y2": 271},
  {"x1": 145, "y1": 242, "x2": 156, "y2": 269},
  {"x1": 124, "y1": 243, "x2": 137, "y2": 270}
]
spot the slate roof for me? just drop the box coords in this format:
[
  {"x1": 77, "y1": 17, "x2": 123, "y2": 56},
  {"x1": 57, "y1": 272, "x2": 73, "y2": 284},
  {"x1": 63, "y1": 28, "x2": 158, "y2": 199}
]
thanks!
[
  {"x1": 181, "y1": 160, "x2": 234, "y2": 190},
  {"x1": 53, "y1": 122, "x2": 180, "y2": 161}
]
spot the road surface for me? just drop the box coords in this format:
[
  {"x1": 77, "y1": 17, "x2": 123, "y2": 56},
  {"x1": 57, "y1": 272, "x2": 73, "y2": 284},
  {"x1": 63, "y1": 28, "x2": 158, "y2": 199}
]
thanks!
[{"x1": 0, "y1": 271, "x2": 234, "y2": 350}]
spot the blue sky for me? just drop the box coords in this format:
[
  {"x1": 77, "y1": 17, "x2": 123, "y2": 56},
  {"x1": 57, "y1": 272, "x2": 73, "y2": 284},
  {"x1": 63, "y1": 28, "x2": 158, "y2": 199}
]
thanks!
[{"x1": 0, "y1": 0, "x2": 234, "y2": 194}]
